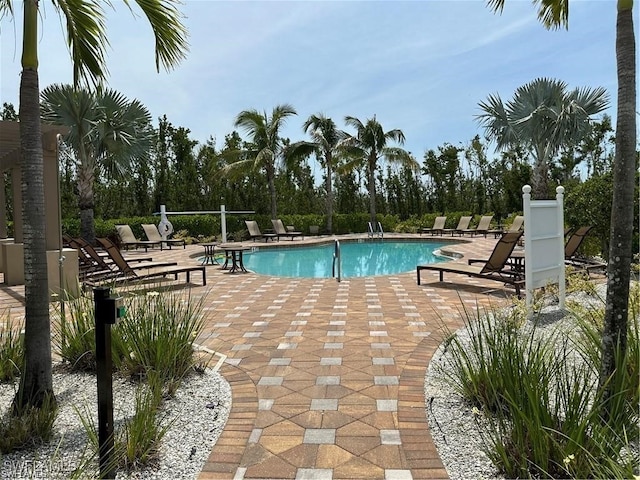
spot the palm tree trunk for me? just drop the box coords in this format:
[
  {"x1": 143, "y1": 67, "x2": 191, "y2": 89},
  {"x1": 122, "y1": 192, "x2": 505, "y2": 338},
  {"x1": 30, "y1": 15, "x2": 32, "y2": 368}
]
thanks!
[
  {"x1": 599, "y1": 1, "x2": 636, "y2": 420},
  {"x1": 15, "y1": 0, "x2": 54, "y2": 409},
  {"x1": 267, "y1": 163, "x2": 277, "y2": 219},
  {"x1": 326, "y1": 157, "x2": 333, "y2": 233},
  {"x1": 368, "y1": 156, "x2": 377, "y2": 226},
  {"x1": 531, "y1": 157, "x2": 549, "y2": 199},
  {"x1": 77, "y1": 162, "x2": 96, "y2": 245}
]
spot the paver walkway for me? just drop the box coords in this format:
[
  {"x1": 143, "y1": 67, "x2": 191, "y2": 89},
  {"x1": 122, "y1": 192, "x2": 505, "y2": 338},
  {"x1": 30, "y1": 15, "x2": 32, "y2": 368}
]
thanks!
[
  {"x1": 0, "y1": 234, "x2": 516, "y2": 480},
  {"x1": 189, "y1": 235, "x2": 513, "y2": 480}
]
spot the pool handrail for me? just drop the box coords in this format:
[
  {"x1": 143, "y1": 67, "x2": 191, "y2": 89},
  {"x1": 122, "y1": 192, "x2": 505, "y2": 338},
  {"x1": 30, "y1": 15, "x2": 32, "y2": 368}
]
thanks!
[
  {"x1": 367, "y1": 222, "x2": 384, "y2": 239},
  {"x1": 333, "y1": 239, "x2": 341, "y2": 282}
]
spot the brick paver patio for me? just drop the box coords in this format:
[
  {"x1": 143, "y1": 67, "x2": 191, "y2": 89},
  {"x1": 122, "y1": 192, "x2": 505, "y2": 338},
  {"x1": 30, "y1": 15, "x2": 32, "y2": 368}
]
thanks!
[{"x1": 0, "y1": 234, "x2": 517, "y2": 480}]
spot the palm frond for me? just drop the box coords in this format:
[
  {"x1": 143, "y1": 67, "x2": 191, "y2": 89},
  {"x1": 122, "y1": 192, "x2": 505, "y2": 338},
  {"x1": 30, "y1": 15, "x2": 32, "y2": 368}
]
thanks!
[
  {"x1": 533, "y1": 0, "x2": 569, "y2": 30},
  {"x1": 0, "y1": 1, "x2": 14, "y2": 17},
  {"x1": 55, "y1": 0, "x2": 110, "y2": 87},
  {"x1": 382, "y1": 147, "x2": 418, "y2": 170},
  {"x1": 125, "y1": 0, "x2": 189, "y2": 71},
  {"x1": 384, "y1": 128, "x2": 406, "y2": 145},
  {"x1": 344, "y1": 115, "x2": 364, "y2": 133},
  {"x1": 234, "y1": 109, "x2": 266, "y2": 140}
]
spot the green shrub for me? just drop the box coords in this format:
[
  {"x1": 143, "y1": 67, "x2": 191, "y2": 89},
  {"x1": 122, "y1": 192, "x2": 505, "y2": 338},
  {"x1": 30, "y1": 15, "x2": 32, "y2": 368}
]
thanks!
[
  {"x1": 570, "y1": 283, "x2": 640, "y2": 441},
  {"x1": 117, "y1": 289, "x2": 206, "y2": 390},
  {"x1": 52, "y1": 294, "x2": 127, "y2": 372},
  {"x1": 439, "y1": 305, "x2": 555, "y2": 414},
  {"x1": 0, "y1": 392, "x2": 58, "y2": 453},
  {"x1": 75, "y1": 373, "x2": 169, "y2": 474},
  {"x1": 440, "y1": 294, "x2": 639, "y2": 479},
  {"x1": 0, "y1": 312, "x2": 23, "y2": 382},
  {"x1": 116, "y1": 373, "x2": 169, "y2": 469}
]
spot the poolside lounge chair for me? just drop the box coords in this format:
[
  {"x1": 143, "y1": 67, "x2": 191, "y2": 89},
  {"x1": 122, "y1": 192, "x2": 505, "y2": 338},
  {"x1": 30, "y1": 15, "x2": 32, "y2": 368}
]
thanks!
[
  {"x1": 116, "y1": 224, "x2": 162, "y2": 252},
  {"x1": 420, "y1": 216, "x2": 447, "y2": 236},
  {"x1": 488, "y1": 215, "x2": 524, "y2": 238},
  {"x1": 142, "y1": 223, "x2": 186, "y2": 250},
  {"x1": 469, "y1": 226, "x2": 605, "y2": 276},
  {"x1": 563, "y1": 226, "x2": 606, "y2": 273},
  {"x1": 442, "y1": 216, "x2": 472, "y2": 236},
  {"x1": 417, "y1": 231, "x2": 524, "y2": 297},
  {"x1": 245, "y1": 220, "x2": 277, "y2": 242},
  {"x1": 92, "y1": 237, "x2": 206, "y2": 286},
  {"x1": 459, "y1": 215, "x2": 494, "y2": 237},
  {"x1": 65, "y1": 237, "x2": 117, "y2": 280},
  {"x1": 68, "y1": 237, "x2": 172, "y2": 282},
  {"x1": 272, "y1": 219, "x2": 303, "y2": 241},
  {"x1": 80, "y1": 236, "x2": 173, "y2": 269}
]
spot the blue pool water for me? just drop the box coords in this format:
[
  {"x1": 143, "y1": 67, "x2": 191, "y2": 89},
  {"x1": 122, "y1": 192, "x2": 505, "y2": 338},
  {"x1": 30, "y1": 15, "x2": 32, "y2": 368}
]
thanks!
[{"x1": 242, "y1": 240, "x2": 447, "y2": 278}]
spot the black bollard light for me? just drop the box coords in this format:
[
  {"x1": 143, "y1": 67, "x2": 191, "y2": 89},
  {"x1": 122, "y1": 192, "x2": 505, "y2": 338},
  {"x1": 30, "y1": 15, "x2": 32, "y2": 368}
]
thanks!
[{"x1": 94, "y1": 287, "x2": 125, "y2": 479}]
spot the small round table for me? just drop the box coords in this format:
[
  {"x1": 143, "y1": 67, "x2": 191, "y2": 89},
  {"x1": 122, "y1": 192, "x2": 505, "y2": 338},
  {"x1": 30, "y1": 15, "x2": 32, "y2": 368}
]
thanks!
[
  {"x1": 200, "y1": 242, "x2": 219, "y2": 265},
  {"x1": 219, "y1": 244, "x2": 250, "y2": 273}
]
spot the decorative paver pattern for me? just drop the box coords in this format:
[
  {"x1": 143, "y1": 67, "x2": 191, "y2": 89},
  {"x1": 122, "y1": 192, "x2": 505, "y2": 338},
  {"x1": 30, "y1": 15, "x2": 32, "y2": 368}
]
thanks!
[{"x1": 0, "y1": 234, "x2": 516, "y2": 480}]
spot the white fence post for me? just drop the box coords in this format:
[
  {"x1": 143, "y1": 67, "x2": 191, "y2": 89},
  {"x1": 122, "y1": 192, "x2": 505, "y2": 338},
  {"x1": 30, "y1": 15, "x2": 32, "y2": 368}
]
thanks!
[
  {"x1": 556, "y1": 186, "x2": 565, "y2": 310},
  {"x1": 221, "y1": 204, "x2": 227, "y2": 243}
]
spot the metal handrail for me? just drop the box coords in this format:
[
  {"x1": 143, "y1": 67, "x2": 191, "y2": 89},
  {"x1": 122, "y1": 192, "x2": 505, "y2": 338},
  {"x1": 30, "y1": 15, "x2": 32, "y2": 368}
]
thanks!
[
  {"x1": 367, "y1": 222, "x2": 383, "y2": 238},
  {"x1": 332, "y1": 239, "x2": 341, "y2": 282}
]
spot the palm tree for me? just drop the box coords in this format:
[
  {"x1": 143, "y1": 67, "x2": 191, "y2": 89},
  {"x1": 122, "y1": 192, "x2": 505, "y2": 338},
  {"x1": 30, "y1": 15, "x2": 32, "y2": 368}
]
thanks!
[
  {"x1": 486, "y1": 0, "x2": 636, "y2": 422},
  {"x1": 341, "y1": 115, "x2": 417, "y2": 226},
  {"x1": 226, "y1": 104, "x2": 297, "y2": 219},
  {"x1": 476, "y1": 77, "x2": 609, "y2": 199},
  {"x1": 287, "y1": 114, "x2": 346, "y2": 234},
  {"x1": 41, "y1": 84, "x2": 153, "y2": 245},
  {"x1": 0, "y1": 0, "x2": 187, "y2": 410}
]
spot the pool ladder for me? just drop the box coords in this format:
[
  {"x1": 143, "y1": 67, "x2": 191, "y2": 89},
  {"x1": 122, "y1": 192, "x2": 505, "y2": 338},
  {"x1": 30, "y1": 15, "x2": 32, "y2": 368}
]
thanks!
[
  {"x1": 367, "y1": 222, "x2": 384, "y2": 239},
  {"x1": 332, "y1": 239, "x2": 341, "y2": 282}
]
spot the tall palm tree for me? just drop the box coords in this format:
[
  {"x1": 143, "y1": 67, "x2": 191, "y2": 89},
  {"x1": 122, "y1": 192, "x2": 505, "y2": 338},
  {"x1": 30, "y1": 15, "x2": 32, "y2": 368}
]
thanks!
[
  {"x1": 486, "y1": 0, "x2": 636, "y2": 421},
  {"x1": 0, "y1": 0, "x2": 187, "y2": 410},
  {"x1": 41, "y1": 84, "x2": 153, "y2": 245},
  {"x1": 226, "y1": 104, "x2": 297, "y2": 219},
  {"x1": 341, "y1": 115, "x2": 416, "y2": 226},
  {"x1": 476, "y1": 77, "x2": 609, "y2": 199},
  {"x1": 287, "y1": 114, "x2": 346, "y2": 234}
]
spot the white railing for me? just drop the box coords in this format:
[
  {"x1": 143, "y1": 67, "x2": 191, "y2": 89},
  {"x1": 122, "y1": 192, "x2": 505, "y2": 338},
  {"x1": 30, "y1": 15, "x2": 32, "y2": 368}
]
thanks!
[
  {"x1": 332, "y1": 239, "x2": 341, "y2": 282},
  {"x1": 367, "y1": 222, "x2": 384, "y2": 238}
]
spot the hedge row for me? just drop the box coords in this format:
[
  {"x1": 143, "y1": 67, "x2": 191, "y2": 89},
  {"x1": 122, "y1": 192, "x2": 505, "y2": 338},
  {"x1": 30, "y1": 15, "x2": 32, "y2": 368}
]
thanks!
[{"x1": 59, "y1": 212, "x2": 525, "y2": 239}]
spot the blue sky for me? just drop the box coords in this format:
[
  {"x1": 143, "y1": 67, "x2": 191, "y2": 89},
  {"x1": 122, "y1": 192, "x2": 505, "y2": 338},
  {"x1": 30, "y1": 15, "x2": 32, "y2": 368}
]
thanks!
[{"x1": 0, "y1": 1, "x2": 626, "y2": 168}]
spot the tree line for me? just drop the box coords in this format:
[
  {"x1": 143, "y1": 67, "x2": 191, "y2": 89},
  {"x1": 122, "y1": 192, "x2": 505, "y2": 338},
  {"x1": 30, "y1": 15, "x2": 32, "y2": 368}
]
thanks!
[{"x1": 3, "y1": 80, "x2": 617, "y2": 242}]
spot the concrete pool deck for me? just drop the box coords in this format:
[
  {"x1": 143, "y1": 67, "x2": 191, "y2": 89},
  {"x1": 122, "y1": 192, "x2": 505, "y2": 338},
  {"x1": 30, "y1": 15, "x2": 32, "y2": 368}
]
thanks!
[{"x1": 0, "y1": 234, "x2": 517, "y2": 479}]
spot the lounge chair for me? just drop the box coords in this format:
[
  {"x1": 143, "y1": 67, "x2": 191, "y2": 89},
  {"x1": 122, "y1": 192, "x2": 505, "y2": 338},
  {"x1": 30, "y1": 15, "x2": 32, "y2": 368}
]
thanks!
[
  {"x1": 488, "y1": 215, "x2": 524, "y2": 238},
  {"x1": 420, "y1": 216, "x2": 447, "y2": 236},
  {"x1": 563, "y1": 226, "x2": 606, "y2": 273},
  {"x1": 470, "y1": 226, "x2": 604, "y2": 276},
  {"x1": 78, "y1": 236, "x2": 172, "y2": 269},
  {"x1": 459, "y1": 215, "x2": 494, "y2": 237},
  {"x1": 245, "y1": 220, "x2": 277, "y2": 242},
  {"x1": 417, "y1": 231, "x2": 524, "y2": 296},
  {"x1": 272, "y1": 219, "x2": 303, "y2": 241},
  {"x1": 91, "y1": 238, "x2": 206, "y2": 286},
  {"x1": 442, "y1": 216, "x2": 472, "y2": 236},
  {"x1": 116, "y1": 224, "x2": 162, "y2": 252},
  {"x1": 65, "y1": 237, "x2": 117, "y2": 280},
  {"x1": 142, "y1": 224, "x2": 186, "y2": 250}
]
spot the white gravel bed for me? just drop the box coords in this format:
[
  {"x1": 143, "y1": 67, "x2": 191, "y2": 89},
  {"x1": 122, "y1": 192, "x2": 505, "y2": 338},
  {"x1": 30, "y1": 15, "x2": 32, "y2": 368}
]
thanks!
[{"x1": 0, "y1": 368, "x2": 231, "y2": 479}]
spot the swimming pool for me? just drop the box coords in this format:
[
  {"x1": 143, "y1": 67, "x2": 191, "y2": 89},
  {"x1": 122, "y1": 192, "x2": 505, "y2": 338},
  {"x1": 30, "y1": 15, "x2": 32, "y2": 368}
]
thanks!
[{"x1": 242, "y1": 240, "x2": 448, "y2": 278}]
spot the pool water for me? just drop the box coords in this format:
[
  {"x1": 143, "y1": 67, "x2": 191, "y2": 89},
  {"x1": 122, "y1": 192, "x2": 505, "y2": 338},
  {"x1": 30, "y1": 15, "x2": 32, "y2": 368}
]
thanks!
[{"x1": 242, "y1": 240, "x2": 447, "y2": 278}]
